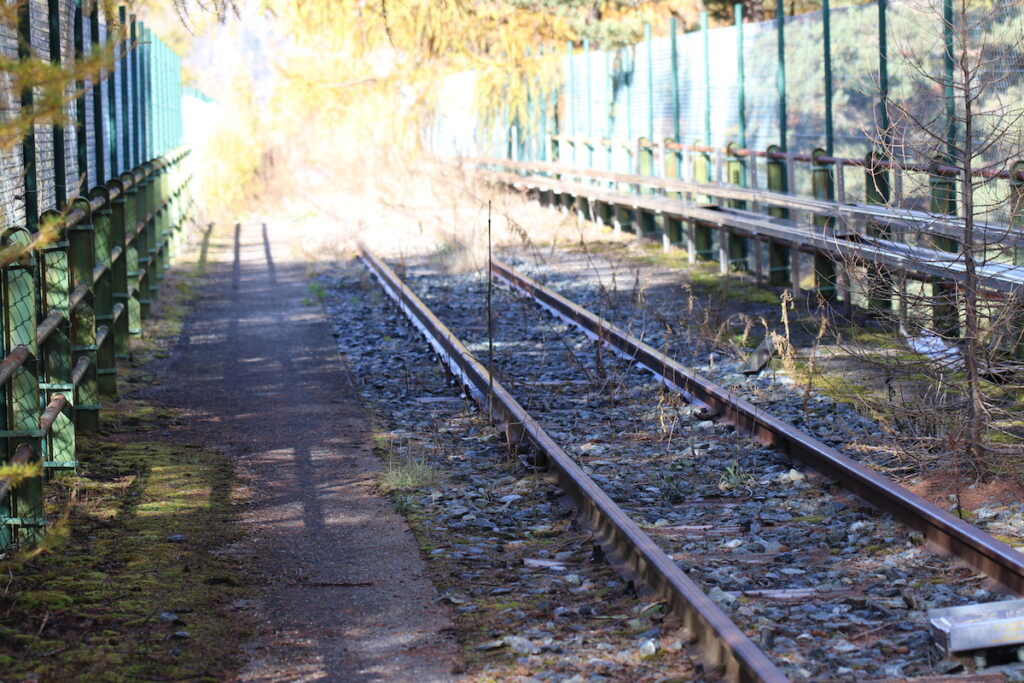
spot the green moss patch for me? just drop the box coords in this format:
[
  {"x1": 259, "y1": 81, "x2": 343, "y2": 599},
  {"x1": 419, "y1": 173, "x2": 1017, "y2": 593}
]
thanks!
[
  {"x1": 0, "y1": 234, "x2": 252, "y2": 681},
  {"x1": 0, "y1": 402, "x2": 251, "y2": 681}
]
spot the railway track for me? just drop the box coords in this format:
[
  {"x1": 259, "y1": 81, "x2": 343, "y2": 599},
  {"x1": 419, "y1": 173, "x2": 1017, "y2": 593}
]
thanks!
[{"x1": 355, "y1": 244, "x2": 1024, "y2": 681}]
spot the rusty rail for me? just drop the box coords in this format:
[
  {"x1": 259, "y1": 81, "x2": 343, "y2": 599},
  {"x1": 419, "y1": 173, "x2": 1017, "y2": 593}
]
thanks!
[
  {"x1": 490, "y1": 257, "x2": 1024, "y2": 595},
  {"x1": 358, "y1": 242, "x2": 789, "y2": 683}
]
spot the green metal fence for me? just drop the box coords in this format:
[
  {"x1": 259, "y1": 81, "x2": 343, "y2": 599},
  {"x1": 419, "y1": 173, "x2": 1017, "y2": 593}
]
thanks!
[{"x1": 0, "y1": 3, "x2": 190, "y2": 551}]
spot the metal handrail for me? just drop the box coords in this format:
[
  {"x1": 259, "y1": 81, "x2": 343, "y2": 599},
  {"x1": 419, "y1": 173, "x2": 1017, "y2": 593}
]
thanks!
[{"x1": 0, "y1": 148, "x2": 194, "y2": 547}]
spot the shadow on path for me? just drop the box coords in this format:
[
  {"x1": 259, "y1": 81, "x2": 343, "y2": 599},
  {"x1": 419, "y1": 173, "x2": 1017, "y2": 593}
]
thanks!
[{"x1": 142, "y1": 221, "x2": 459, "y2": 682}]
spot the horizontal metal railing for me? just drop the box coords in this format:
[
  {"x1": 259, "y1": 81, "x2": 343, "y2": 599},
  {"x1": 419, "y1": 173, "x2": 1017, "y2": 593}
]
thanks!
[
  {"x1": 0, "y1": 148, "x2": 193, "y2": 550},
  {"x1": 477, "y1": 153, "x2": 1024, "y2": 251},
  {"x1": 471, "y1": 159, "x2": 1024, "y2": 299}
]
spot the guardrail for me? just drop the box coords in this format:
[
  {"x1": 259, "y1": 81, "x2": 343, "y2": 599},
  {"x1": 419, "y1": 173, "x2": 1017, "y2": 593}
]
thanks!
[
  {"x1": 470, "y1": 158, "x2": 1024, "y2": 323},
  {"x1": 0, "y1": 148, "x2": 193, "y2": 550}
]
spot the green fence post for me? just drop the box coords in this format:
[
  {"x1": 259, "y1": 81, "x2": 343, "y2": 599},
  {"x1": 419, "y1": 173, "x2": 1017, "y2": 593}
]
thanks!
[
  {"x1": 17, "y1": 4, "x2": 38, "y2": 228},
  {"x1": 822, "y1": 0, "x2": 834, "y2": 163},
  {"x1": 108, "y1": 179, "x2": 134, "y2": 356},
  {"x1": 119, "y1": 172, "x2": 147, "y2": 328},
  {"x1": 90, "y1": 187, "x2": 118, "y2": 395},
  {"x1": 37, "y1": 211, "x2": 76, "y2": 472},
  {"x1": 864, "y1": 151, "x2": 893, "y2": 311},
  {"x1": 878, "y1": 0, "x2": 889, "y2": 137},
  {"x1": 149, "y1": 168, "x2": 165, "y2": 297},
  {"x1": 1, "y1": 228, "x2": 44, "y2": 547},
  {"x1": 671, "y1": 17, "x2": 681, "y2": 180},
  {"x1": 701, "y1": 11, "x2": 711, "y2": 183},
  {"x1": 645, "y1": 22, "x2": 653, "y2": 144},
  {"x1": 767, "y1": 145, "x2": 790, "y2": 286},
  {"x1": 1010, "y1": 161, "x2": 1024, "y2": 358},
  {"x1": 584, "y1": 38, "x2": 593, "y2": 168},
  {"x1": 692, "y1": 140, "x2": 713, "y2": 260},
  {"x1": 664, "y1": 138, "x2": 682, "y2": 246},
  {"x1": 776, "y1": 0, "x2": 787, "y2": 156},
  {"x1": 69, "y1": 199, "x2": 100, "y2": 431},
  {"x1": 930, "y1": 160, "x2": 959, "y2": 336},
  {"x1": 566, "y1": 41, "x2": 575, "y2": 166},
  {"x1": 811, "y1": 149, "x2": 836, "y2": 299}
]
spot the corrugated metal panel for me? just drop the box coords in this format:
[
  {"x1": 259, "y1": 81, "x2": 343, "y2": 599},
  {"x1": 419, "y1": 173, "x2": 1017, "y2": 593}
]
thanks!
[
  {"x1": 81, "y1": 10, "x2": 97, "y2": 190},
  {"x1": 0, "y1": 15, "x2": 24, "y2": 228},
  {"x1": 30, "y1": 0, "x2": 55, "y2": 214},
  {"x1": 111, "y1": 37, "x2": 122, "y2": 177},
  {"x1": 60, "y1": 0, "x2": 77, "y2": 201}
]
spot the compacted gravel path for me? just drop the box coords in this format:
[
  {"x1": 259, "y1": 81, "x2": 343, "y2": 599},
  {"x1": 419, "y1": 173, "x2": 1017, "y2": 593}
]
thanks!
[{"x1": 142, "y1": 222, "x2": 460, "y2": 682}]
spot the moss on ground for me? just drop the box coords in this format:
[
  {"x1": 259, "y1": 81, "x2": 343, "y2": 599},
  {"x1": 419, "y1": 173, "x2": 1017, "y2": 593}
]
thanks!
[
  {"x1": 0, "y1": 236, "x2": 253, "y2": 680},
  {"x1": 0, "y1": 418, "x2": 250, "y2": 680}
]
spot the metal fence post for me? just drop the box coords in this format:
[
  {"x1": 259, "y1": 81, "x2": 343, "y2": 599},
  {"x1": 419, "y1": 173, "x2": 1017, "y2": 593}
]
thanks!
[
  {"x1": 767, "y1": 145, "x2": 790, "y2": 286},
  {"x1": 38, "y1": 210, "x2": 76, "y2": 471},
  {"x1": 566, "y1": 41, "x2": 575, "y2": 166},
  {"x1": 811, "y1": 149, "x2": 836, "y2": 299},
  {"x1": 68, "y1": 199, "x2": 100, "y2": 430},
  {"x1": 670, "y1": 17, "x2": 681, "y2": 182},
  {"x1": 701, "y1": 11, "x2": 711, "y2": 183},
  {"x1": 18, "y1": 4, "x2": 39, "y2": 228},
  {"x1": 930, "y1": 161, "x2": 959, "y2": 336},
  {"x1": 108, "y1": 179, "x2": 134, "y2": 354},
  {"x1": 90, "y1": 187, "x2": 117, "y2": 394},
  {"x1": 583, "y1": 38, "x2": 593, "y2": 168},
  {"x1": 1010, "y1": 162, "x2": 1024, "y2": 358},
  {"x1": 776, "y1": 0, "x2": 787, "y2": 155},
  {"x1": 865, "y1": 151, "x2": 893, "y2": 311},
  {"x1": 645, "y1": 22, "x2": 653, "y2": 145},
  {"x1": 1, "y1": 228, "x2": 43, "y2": 546},
  {"x1": 692, "y1": 142, "x2": 712, "y2": 260},
  {"x1": 90, "y1": 4, "x2": 105, "y2": 183}
]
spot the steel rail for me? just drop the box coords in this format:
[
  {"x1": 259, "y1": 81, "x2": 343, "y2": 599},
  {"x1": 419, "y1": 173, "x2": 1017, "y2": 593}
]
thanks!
[
  {"x1": 490, "y1": 258, "x2": 1024, "y2": 595},
  {"x1": 358, "y1": 242, "x2": 788, "y2": 683}
]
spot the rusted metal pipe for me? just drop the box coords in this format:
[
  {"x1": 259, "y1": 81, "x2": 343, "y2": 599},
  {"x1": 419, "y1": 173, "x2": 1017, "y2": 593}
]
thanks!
[
  {"x1": 36, "y1": 310, "x2": 65, "y2": 346},
  {"x1": 0, "y1": 346, "x2": 31, "y2": 388},
  {"x1": 69, "y1": 282, "x2": 90, "y2": 310},
  {"x1": 71, "y1": 356, "x2": 91, "y2": 388},
  {"x1": 0, "y1": 443, "x2": 34, "y2": 504},
  {"x1": 39, "y1": 394, "x2": 68, "y2": 436}
]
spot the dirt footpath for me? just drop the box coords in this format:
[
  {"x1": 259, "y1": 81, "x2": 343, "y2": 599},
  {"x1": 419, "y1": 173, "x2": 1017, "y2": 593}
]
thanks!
[{"x1": 142, "y1": 221, "x2": 461, "y2": 682}]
